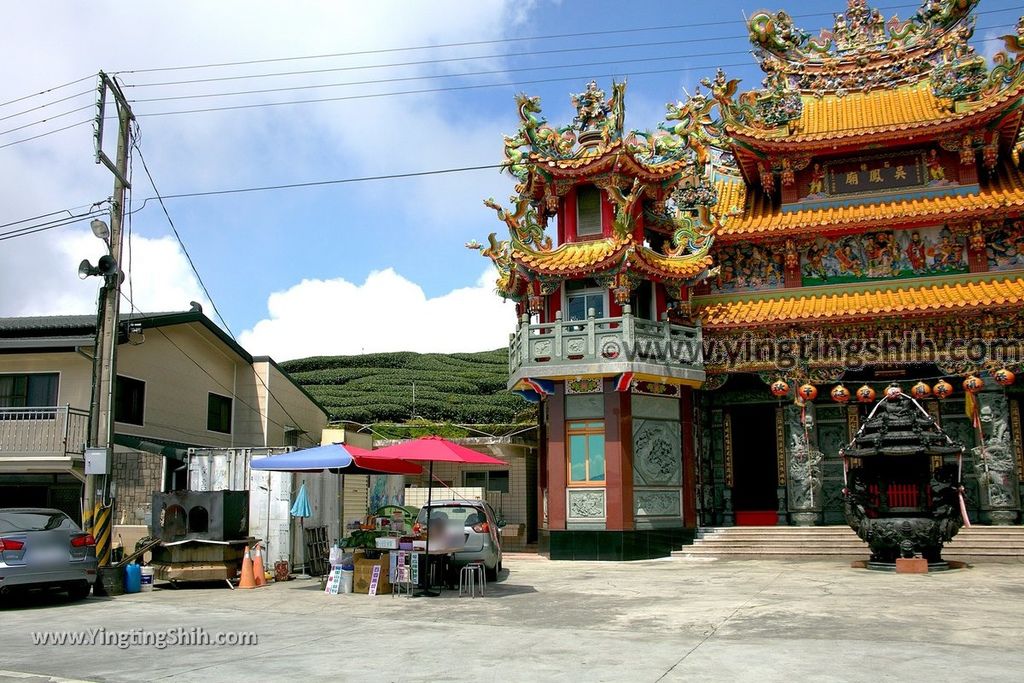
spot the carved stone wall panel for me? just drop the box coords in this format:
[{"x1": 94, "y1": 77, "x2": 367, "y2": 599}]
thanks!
[
  {"x1": 973, "y1": 392, "x2": 1021, "y2": 522},
  {"x1": 633, "y1": 418, "x2": 682, "y2": 486},
  {"x1": 785, "y1": 403, "x2": 823, "y2": 515},
  {"x1": 567, "y1": 488, "x2": 606, "y2": 520},
  {"x1": 634, "y1": 489, "x2": 682, "y2": 518}
]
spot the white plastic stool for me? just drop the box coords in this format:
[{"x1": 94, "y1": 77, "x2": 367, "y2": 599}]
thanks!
[{"x1": 458, "y1": 562, "x2": 485, "y2": 598}]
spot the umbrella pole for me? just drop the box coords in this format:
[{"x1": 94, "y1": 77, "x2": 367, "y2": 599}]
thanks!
[
  {"x1": 421, "y1": 460, "x2": 438, "y2": 596},
  {"x1": 338, "y1": 473, "x2": 346, "y2": 544}
]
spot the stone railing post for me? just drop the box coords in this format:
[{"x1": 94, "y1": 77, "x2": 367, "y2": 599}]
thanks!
[
  {"x1": 586, "y1": 307, "x2": 596, "y2": 357},
  {"x1": 554, "y1": 310, "x2": 563, "y2": 360}
]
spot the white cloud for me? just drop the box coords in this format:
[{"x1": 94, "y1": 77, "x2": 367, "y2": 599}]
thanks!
[
  {"x1": 238, "y1": 267, "x2": 516, "y2": 360},
  {"x1": 0, "y1": 228, "x2": 209, "y2": 317}
]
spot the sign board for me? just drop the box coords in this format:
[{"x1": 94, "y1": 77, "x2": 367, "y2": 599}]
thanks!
[{"x1": 368, "y1": 565, "x2": 381, "y2": 596}]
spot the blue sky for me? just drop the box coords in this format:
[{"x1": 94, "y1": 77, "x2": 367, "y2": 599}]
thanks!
[{"x1": 2, "y1": 1, "x2": 1020, "y2": 359}]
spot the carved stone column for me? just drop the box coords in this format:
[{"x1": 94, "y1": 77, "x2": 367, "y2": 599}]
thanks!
[
  {"x1": 974, "y1": 390, "x2": 1022, "y2": 525},
  {"x1": 775, "y1": 406, "x2": 788, "y2": 525},
  {"x1": 722, "y1": 411, "x2": 734, "y2": 526},
  {"x1": 785, "y1": 402, "x2": 823, "y2": 526}
]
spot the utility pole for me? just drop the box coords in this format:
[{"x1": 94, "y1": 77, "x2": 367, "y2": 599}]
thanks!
[{"x1": 84, "y1": 72, "x2": 133, "y2": 564}]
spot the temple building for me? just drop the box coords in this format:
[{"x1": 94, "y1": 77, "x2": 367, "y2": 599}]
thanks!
[{"x1": 475, "y1": 0, "x2": 1024, "y2": 559}]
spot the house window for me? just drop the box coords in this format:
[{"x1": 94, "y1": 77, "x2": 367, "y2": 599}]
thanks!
[
  {"x1": 464, "y1": 470, "x2": 510, "y2": 493},
  {"x1": 114, "y1": 376, "x2": 145, "y2": 426},
  {"x1": 207, "y1": 393, "x2": 232, "y2": 434},
  {"x1": 0, "y1": 373, "x2": 58, "y2": 408},
  {"x1": 565, "y1": 279, "x2": 606, "y2": 321},
  {"x1": 567, "y1": 420, "x2": 605, "y2": 484},
  {"x1": 576, "y1": 185, "x2": 602, "y2": 236}
]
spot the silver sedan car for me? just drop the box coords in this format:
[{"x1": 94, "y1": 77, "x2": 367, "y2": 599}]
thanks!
[
  {"x1": 0, "y1": 508, "x2": 97, "y2": 600},
  {"x1": 416, "y1": 499, "x2": 504, "y2": 580}
]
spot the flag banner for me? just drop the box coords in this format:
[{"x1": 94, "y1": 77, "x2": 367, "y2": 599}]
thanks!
[{"x1": 614, "y1": 372, "x2": 634, "y2": 392}]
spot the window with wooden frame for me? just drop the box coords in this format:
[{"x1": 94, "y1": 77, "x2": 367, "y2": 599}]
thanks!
[
  {"x1": 567, "y1": 420, "x2": 605, "y2": 485},
  {"x1": 575, "y1": 185, "x2": 602, "y2": 236}
]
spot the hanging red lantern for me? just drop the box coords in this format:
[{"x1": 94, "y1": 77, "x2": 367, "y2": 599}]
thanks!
[
  {"x1": 798, "y1": 383, "x2": 818, "y2": 401},
  {"x1": 910, "y1": 382, "x2": 931, "y2": 400},
  {"x1": 856, "y1": 385, "x2": 876, "y2": 403},
  {"x1": 993, "y1": 368, "x2": 1016, "y2": 387},
  {"x1": 933, "y1": 379, "x2": 954, "y2": 399},
  {"x1": 885, "y1": 385, "x2": 902, "y2": 401},
  {"x1": 770, "y1": 380, "x2": 790, "y2": 397},
  {"x1": 963, "y1": 375, "x2": 984, "y2": 394},
  {"x1": 830, "y1": 384, "x2": 851, "y2": 403}
]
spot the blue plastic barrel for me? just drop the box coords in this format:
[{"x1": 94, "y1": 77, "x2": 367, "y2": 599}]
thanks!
[{"x1": 124, "y1": 563, "x2": 142, "y2": 593}]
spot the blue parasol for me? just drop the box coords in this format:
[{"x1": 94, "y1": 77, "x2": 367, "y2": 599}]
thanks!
[
  {"x1": 290, "y1": 482, "x2": 312, "y2": 518},
  {"x1": 290, "y1": 482, "x2": 313, "y2": 576}
]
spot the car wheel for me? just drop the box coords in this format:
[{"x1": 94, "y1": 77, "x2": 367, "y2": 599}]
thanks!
[
  {"x1": 67, "y1": 582, "x2": 91, "y2": 601},
  {"x1": 486, "y1": 563, "x2": 498, "y2": 582}
]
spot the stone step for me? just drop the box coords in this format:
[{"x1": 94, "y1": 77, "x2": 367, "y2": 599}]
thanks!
[{"x1": 678, "y1": 525, "x2": 1024, "y2": 560}]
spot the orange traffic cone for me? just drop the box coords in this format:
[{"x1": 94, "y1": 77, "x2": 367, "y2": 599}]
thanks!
[
  {"x1": 238, "y1": 546, "x2": 256, "y2": 589},
  {"x1": 252, "y1": 543, "x2": 266, "y2": 587}
]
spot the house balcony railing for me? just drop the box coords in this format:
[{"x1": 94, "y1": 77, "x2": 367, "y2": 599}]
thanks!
[
  {"x1": 0, "y1": 406, "x2": 90, "y2": 466},
  {"x1": 508, "y1": 305, "x2": 704, "y2": 389}
]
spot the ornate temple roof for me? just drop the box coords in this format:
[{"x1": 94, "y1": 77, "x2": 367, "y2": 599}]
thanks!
[
  {"x1": 729, "y1": 80, "x2": 1024, "y2": 148},
  {"x1": 510, "y1": 236, "x2": 715, "y2": 282},
  {"x1": 696, "y1": 273, "x2": 1024, "y2": 329},
  {"x1": 724, "y1": 1, "x2": 1024, "y2": 154},
  {"x1": 713, "y1": 161, "x2": 1024, "y2": 242}
]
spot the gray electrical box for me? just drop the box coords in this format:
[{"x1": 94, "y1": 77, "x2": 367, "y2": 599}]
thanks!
[{"x1": 84, "y1": 447, "x2": 110, "y2": 475}]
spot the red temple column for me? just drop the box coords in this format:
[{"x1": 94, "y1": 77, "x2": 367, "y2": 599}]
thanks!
[
  {"x1": 680, "y1": 386, "x2": 698, "y2": 527},
  {"x1": 546, "y1": 383, "x2": 567, "y2": 529},
  {"x1": 603, "y1": 381, "x2": 634, "y2": 531}
]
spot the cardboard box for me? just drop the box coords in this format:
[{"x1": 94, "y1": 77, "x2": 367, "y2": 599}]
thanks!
[{"x1": 353, "y1": 552, "x2": 391, "y2": 594}]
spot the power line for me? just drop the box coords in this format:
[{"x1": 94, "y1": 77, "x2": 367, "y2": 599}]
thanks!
[
  {"x1": 151, "y1": 162, "x2": 508, "y2": 201},
  {"x1": 0, "y1": 209, "x2": 106, "y2": 242},
  {"x1": 0, "y1": 201, "x2": 105, "y2": 230},
  {"x1": 132, "y1": 139, "x2": 330, "y2": 432},
  {"x1": 118, "y1": 290, "x2": 317, "y2": 445},
  {"x1": 0, "y1": 88, "x2": 94, "y2": 124},
  {"x1": 0, "y1": 102, "x2": 93, "y2": 138},
  {"x1": 112, "y1": 2, "x2": 931, "y2": 77},
  {"x1": 121, "y1": 7, "x2": 1017, "y2": 91},
  {"x1": 0, "y1": 74, "x2": 93, "y2": 110},
  {"x1": 127, "y1": 50, "x2": 747, "y2": 104},
  {"x1": 0, "y1": 118, "x2": 92, "y2": 150}
]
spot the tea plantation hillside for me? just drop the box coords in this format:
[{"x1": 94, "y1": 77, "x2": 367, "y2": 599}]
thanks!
[{"x1": 280, "y1": 349, "x2": 531, "y2": 424}]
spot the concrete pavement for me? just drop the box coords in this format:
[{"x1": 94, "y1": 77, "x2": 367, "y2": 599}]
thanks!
[{"x1": 1, "y1": 556, "x2": 1022, "y2": 682}]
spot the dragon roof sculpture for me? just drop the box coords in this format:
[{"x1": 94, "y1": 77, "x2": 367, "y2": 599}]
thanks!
[{"x1": 474, "y1": 80, "x2": 736, "y2": 303}]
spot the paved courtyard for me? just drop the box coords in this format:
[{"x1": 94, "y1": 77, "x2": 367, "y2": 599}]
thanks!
[{"x1": 1, "y1": 556, "x2": 1023, "y2": 682}]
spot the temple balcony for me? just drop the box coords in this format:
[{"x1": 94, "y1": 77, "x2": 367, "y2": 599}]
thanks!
[
  {"x1": 0, "y1": 406, "x2": 89, "y2": 478},
  {"x1": 508, "y1": 305, "x2": 704, "y2": 389}
]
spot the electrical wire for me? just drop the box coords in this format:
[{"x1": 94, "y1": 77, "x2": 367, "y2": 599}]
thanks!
[
  {"x1": 122, "y1": 8, "x2": 1019, "y2": 91},
  {"x1": 118, "y1": 290, "x2": 317, "y2": 444},
  {"x1": 131, "y1": 140, "x2": 313, "y2": 433},
  {"x1": 0, "y1": 73, "x2": 94, "y2": 110},
  {"x1": 0, "y1": 88, "x2": 94, "y2": 124},
  {"x1": 110, "y1": 2, "x2": 954, "y2": 77},
  {"x1": 127, "y1": 50, "x2": 750, "y2": 104},
  {"x1": 0, "y1": 103, "x2": 94, "y2": 138},
  {"x1": 0, "y1": 209, "x2": 107, "y2": 242},
  {"x1": 0, "y1": 118, "x2": 92, "y2": 150}
]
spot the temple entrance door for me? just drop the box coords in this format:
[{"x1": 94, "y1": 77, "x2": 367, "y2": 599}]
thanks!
[{"x1": 730, "y1": 405, "x2": 778, "y2": 525}]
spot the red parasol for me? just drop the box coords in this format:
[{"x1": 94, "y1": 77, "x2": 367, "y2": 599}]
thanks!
[{"x1": 370, "y1": 436, "x2": 506, "y2": 595}]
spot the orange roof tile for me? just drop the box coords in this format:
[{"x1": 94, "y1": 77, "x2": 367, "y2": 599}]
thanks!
[
  {"x1": 513, "y1": 238, "x2": 623, "y2": 273},
  {"x1": 697, "y1": 275, "x2": 1024, "y2": 329},
  {"x1": 729, "y1": 79, "x2": 1024, "y2": 145},
  {"x1": 717, "y1": 162, "x2": 1024, "y2": 240},
  {"x1": 512, "y1": 237, "x2": 713, "y2": 281},
  {"x1": 633, "y1": 247, "x2": 714, "y2": 280}
]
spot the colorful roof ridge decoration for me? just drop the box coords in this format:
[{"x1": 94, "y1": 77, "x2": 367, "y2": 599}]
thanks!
[
  {"x1": 747, "y1": 0, "x2": 980, "y2": 97},
  {"x1": 715, "y1": 161, "x2": 1024, "y2": 241},
  {"x1": 718, "y1": 2, "x2": 1024, "y2": 158},
  {"x1": 697, "y1": 274, "x2": 1024, "y2": 329},
  {"x1": 472, "y1": 79, "x2": 727, "y2": 305}
]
